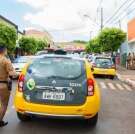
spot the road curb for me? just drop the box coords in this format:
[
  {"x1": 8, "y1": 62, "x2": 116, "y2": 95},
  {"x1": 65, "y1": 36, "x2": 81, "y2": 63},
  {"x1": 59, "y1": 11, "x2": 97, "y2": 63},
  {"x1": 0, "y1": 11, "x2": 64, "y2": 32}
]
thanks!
[{"x1": 117, "y1": 73, "x2": 135, "y2": 88}]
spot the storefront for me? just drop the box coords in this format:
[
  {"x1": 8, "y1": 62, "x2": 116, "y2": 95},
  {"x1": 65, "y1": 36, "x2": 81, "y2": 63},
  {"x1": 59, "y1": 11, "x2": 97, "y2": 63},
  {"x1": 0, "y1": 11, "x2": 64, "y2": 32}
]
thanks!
[{"x1": 120, "y1": 17, "x2": 135, "y2": 67}]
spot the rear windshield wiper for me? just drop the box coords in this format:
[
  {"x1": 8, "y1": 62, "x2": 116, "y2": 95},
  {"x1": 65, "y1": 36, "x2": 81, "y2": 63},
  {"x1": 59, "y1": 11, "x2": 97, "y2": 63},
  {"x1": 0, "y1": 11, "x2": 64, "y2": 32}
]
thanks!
[{"x1": 47, "y1": 75, "x2": 69, "y2": 79}]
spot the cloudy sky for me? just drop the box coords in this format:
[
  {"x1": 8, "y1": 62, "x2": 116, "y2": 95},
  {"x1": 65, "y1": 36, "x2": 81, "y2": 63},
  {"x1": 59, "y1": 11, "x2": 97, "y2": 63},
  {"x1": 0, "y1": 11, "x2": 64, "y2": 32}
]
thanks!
[{"x1": 0, "y1": 0, "x2": 135, "y2": 41}]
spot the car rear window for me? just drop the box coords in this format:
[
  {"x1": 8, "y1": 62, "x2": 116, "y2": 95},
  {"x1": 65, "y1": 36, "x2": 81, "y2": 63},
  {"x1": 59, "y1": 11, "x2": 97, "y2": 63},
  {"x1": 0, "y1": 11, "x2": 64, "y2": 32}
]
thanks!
[
  {"x1": 95, "y1": 58, "x2": 113, "y2": 67},
  {"x1": 28, "y1": 58, "x2": 85, "y2": 79}
]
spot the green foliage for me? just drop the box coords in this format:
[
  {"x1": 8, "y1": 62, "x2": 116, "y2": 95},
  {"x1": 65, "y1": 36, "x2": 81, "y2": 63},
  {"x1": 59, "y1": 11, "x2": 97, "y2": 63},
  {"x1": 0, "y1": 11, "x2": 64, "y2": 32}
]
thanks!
[
  {"x1": 86, "y1": 27, "x2": 126, "y2": 53},
  {"x1": 86, "y1": 37, "x2": 101, "y2": 53},
  {"x1": 0, "y1": 22, "x2": 17, "y2": 53},
  {"x1": 19, "y1": 37, "x2": 48, "y2": 55},
  {"x1": 73, "y1": 40, "x2": 87, "y2": 44},
  {"x1": 19, "y1": 37, "x2": 38, "y2": 55},
  {"x1": 98, "y1": 27, "x2": 126, "y2": 52},
  {"x1": 36, "y1": 39, "x2": 47, "y2": 51}
]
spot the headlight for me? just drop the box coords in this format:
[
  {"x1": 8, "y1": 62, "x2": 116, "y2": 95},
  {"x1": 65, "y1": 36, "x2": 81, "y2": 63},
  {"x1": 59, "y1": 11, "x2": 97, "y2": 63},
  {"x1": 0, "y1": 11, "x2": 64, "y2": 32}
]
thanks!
[{"x1": 27, "y1": 78, "x2": 35, "y2": 90}]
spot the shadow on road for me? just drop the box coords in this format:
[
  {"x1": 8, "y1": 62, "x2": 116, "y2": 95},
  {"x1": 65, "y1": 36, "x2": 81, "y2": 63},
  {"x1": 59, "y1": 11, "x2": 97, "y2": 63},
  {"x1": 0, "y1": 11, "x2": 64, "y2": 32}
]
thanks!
[{"x1": 15, "y1": 117, "x2": 97, "y2": 134}]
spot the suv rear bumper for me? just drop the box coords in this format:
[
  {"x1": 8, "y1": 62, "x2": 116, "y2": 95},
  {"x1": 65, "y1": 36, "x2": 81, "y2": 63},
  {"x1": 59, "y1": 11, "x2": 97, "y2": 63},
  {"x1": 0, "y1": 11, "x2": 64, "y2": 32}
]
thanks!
[
  {"x1": 25, "y1": 111, "x2": 86, "y2": 119},
  {"x1": 14, "y1": 85, "x2": 100, "y2": 119},
  {"x1": 93, "y1": 68, "x2": 116, "y2": 76}
]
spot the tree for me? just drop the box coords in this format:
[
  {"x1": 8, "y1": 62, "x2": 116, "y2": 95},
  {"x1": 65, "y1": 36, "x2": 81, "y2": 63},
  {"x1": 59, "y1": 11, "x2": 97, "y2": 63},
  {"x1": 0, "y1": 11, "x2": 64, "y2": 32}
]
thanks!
[
  {"x1": 98, "y1": 27, "x2": 126, "y2": 52},
  {"x1": 73, "y1": 40, "x2": 87, "y2": 44},
  {"x1": 0, "y1": 22, "x2": 17, "y2": 53},
  {"x1": 19, "y1": 37, "x2": 38, "y2": 55},
  {"x1": 36, "y1": 39, "x2": 47, "y2": 51},
  {"x1": 86, "y1": 37, "x2": 101, "y2": 53}
]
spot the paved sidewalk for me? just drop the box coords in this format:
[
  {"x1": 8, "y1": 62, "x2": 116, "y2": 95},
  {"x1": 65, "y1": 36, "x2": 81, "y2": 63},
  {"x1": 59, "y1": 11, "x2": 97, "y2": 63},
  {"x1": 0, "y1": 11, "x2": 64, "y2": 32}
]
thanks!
[{"x1": 117, "y1": 65, "x2": 135, "y2": 88}]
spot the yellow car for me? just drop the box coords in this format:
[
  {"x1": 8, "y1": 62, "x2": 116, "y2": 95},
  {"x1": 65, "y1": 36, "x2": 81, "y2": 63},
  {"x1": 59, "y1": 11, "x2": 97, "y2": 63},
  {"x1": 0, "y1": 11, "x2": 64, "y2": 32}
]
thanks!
[
  {"x1": 91, "y1": 56, "x2": 116, "y2": 79},
  {"x1": 14, "y1": 54, "x2": 100, "y2": 126}
]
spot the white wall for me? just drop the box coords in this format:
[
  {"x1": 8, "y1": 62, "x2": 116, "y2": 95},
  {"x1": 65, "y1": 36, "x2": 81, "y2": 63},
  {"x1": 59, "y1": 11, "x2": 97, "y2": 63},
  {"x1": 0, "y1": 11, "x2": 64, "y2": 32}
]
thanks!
[
  {"x1": 120, "y1": 41, "x2": 128, "y2": 55},
  {"x1": 128, "y1": 42, "x2": 135, "y2": 53}
]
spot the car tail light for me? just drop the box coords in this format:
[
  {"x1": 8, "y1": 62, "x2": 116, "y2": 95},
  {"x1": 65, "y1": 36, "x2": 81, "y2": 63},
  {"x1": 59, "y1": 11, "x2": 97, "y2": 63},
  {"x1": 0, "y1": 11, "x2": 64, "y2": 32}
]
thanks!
[
  {"x1": 18, "y1": 74, "x2": 25, "y2": 92},
  {"x1": 92, "y1": 63, "x2": 96, "y2": 68},
  {"x1": 87, "y1": 78, "x2": 94, "y2": 96},
  {"x1": 111, "y1": 64, "x2": 116, "y2": 69}
]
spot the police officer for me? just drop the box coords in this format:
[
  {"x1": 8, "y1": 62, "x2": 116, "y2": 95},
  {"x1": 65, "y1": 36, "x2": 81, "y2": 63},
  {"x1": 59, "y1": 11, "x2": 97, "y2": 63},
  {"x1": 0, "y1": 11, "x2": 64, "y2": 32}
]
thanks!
[
  {"x1": 127, "y1": 53, "x2": 132, "y2": 69},
  {"x1": 0, "y1": 45, "x2": 16, "y2": 127},
  {"x1": 132, "y1": 52, "x2": 135, "y2": 69}
]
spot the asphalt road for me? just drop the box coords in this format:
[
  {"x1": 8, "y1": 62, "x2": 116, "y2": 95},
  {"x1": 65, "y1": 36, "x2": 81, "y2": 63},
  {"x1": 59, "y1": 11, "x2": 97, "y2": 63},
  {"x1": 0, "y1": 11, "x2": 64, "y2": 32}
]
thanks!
[{"x1": 1, "y1": 77, "x2": 135, "y2": 134}]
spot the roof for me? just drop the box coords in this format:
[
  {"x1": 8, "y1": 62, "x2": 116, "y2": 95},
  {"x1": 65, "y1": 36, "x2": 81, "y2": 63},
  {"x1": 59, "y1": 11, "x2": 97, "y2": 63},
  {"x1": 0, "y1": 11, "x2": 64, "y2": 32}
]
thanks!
[
  {"x1": 18, "y1": 30, "x2": 24, "y2": 35},
  {"x1": 0, "y1": 15, "x2": 18, "y2": 29},
  {"x1": 24, "y1": 29, "x2": 53, "y2": 41}
]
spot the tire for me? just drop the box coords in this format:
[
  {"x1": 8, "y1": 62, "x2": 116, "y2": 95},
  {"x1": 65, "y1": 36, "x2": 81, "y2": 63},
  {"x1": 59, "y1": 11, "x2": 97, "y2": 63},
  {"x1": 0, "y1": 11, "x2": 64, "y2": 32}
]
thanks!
[
  {"x1": 85, "y1": 113, "x2": 98, "y2": 126},
  {"x1": 110, "y1": 75, "x2": 115, "y2": 80},
  {"x1": 17, "y1": 112, "x2": 31, "y2": 122}
]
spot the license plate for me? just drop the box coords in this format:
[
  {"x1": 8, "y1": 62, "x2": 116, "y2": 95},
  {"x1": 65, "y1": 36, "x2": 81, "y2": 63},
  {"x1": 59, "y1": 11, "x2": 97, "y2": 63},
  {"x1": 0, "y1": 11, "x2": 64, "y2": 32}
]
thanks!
[
  {"x1": 100, "y1": 69, "x2": 107, "y2": 73},
  {"x1": 42, "y1": 92, "x2": 65, "y2": 100}
]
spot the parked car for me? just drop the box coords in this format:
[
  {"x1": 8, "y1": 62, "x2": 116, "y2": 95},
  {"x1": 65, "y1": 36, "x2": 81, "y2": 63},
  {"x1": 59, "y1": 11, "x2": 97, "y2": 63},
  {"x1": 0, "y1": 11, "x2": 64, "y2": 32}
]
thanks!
[
  {"x1": 14, "y1": 54, "x2": 100, "y2": 126},
  {"x1": 13, "y1": 56, "x2": 38, "y2": 77},
  {"x1": 91, "y1": 56, "x2": 116, "y2": 79}
]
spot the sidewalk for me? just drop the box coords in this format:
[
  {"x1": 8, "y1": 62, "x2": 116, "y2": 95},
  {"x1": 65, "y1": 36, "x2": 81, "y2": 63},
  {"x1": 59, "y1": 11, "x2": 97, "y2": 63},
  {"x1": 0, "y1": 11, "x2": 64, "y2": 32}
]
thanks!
[{"x1": 117, "y1": 65, "x2": 135, "y2": 88}]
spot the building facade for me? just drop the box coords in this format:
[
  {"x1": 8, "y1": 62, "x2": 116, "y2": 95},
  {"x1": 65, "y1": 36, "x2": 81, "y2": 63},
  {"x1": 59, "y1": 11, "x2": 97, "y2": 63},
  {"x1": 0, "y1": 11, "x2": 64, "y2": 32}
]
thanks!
[
  {"x1": 120, "y1": 17, "x2": 135, "y2": 66},
  {"x1": 24, "y1": 29, "x2": 53, "y2": 46},
  {"x1": 0, "y1": 14, "x2": 24, "y2": 57},
  {"x1": 0, "y1": 15, "x2": 18, "y2": 31},
  {"x1": 128, "y1": 18, "x2": 135, "y2": 53}
]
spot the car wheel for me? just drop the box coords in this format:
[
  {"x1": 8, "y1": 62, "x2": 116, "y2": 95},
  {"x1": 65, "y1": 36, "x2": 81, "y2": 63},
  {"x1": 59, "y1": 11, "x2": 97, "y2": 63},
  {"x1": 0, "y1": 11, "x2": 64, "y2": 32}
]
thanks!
[
  {"x1": 110, "y1": 76, "x2": 115, "y2": 80},
  {"x1": 17, "y1": 112, "x2": 31, "y2": 122},
  {"x1": 85, "y1": 113, "x2": 98, "y2": 126}
]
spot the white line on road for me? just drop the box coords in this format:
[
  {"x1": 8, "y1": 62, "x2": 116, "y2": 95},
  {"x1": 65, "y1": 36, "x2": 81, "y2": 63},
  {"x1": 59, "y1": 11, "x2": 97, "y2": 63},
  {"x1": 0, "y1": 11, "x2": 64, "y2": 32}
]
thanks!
[
  {"x1": 122, "y1": 84, "x2": 132, "y2": 91},
  {"x1": 108, "y1": 83, "x2": 116, "y2": 90},
  {"x1": 116, "y1": 83, "x2": 124, "y2": 91},
  {"x1": 99, "y1": 82, "x2": 107, "y2": 89}
]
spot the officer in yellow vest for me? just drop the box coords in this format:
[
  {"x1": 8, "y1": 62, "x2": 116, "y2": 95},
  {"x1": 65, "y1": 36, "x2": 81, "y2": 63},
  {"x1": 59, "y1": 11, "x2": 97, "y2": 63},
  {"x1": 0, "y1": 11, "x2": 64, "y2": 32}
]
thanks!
[{"x1": 0, "y1": 45, "x2": 16, "y2": 127}]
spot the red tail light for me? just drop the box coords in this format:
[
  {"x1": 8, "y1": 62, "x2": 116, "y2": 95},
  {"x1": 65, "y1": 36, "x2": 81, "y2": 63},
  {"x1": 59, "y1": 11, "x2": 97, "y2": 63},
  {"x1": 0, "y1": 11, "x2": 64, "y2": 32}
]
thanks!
[
  {"x1": 111, "y1": 64, "x2": 116, "y2": 69},
  {"x1": 18, "y1": 74, "x2": 25, "y2": 92},
  {"x1": 92, "y1": 63, "x2": 96, "y2": 68},
  {"x1": 87, "y1": 79, "x2": 94, "y2": 96}
]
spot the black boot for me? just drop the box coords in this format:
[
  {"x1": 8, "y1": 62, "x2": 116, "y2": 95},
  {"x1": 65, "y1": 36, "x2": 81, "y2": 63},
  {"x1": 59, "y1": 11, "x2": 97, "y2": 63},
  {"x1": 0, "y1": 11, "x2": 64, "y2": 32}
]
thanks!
[{"x1": 0, "y1": 121, "x2": 8, "y2": 127}]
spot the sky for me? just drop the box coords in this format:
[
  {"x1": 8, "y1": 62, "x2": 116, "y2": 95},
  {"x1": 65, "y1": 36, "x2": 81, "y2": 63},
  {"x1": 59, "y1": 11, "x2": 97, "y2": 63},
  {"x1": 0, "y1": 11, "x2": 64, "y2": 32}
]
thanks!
[{"x1": 0, "y1": 0, "x2": 135, "y2": 42}]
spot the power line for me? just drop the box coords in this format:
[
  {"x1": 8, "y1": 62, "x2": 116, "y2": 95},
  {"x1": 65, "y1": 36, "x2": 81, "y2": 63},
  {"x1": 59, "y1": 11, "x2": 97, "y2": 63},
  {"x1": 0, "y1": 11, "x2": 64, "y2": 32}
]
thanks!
[
  {"x1": 107, "y1": 0, "x2": 135, "y2": 25},
  {"x1": 113, "y1": 6, "x2": 135, "y2": 25},
  {"x1": 101, "y1": 7, "x2": 103, "y2": 30},
  {"x1": 83, "y1": 14, "x2": 100, "y2": 27},
  {"x1": 104, "y1": 0, "x2": 133, "y2": 25}
]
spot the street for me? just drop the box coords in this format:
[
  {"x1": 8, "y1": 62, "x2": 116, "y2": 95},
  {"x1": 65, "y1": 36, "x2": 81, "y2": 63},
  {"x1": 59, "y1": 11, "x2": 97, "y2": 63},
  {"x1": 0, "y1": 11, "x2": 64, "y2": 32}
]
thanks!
[
  {"x1": 1, "y1": 77, "x2": 135, "y2": 134},
  {"x1": 1, "y1": 0, "x2": 135, "y2": 133}
]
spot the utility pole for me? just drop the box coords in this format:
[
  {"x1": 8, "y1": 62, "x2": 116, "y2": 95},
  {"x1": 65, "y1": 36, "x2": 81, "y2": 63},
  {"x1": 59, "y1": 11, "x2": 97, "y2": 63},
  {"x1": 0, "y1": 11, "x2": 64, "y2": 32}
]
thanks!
[
  {"x1": 101, "y1": 7, "x2": 103, "y2": 30},
  {"x1": 118, "y1": 20, "x2": 121, "y2": 29}
]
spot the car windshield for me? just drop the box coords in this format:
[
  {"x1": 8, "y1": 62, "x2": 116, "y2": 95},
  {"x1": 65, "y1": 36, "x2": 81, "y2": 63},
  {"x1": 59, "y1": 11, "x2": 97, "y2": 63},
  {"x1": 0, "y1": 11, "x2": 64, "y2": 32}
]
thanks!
[
  {"x1": 28, "y1": 58, "x2": 84, "y2": 79},
  {"x1": 95, "y1": 58, "x2": 112, "y2": 67}
]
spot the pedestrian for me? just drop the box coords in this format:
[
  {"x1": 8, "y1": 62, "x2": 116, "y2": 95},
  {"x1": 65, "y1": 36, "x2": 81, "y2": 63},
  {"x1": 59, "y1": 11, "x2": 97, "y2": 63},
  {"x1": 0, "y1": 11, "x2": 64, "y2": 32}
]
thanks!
[
  {"x1": 0, "y1": 45, "x2": 16, "y2": 127},
  {"x1": 132, "y1": 52, "x2": 135, "y2": 70},
  {"x1": 127, "y1": 53, "x2": 132, "y2": 69}
]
